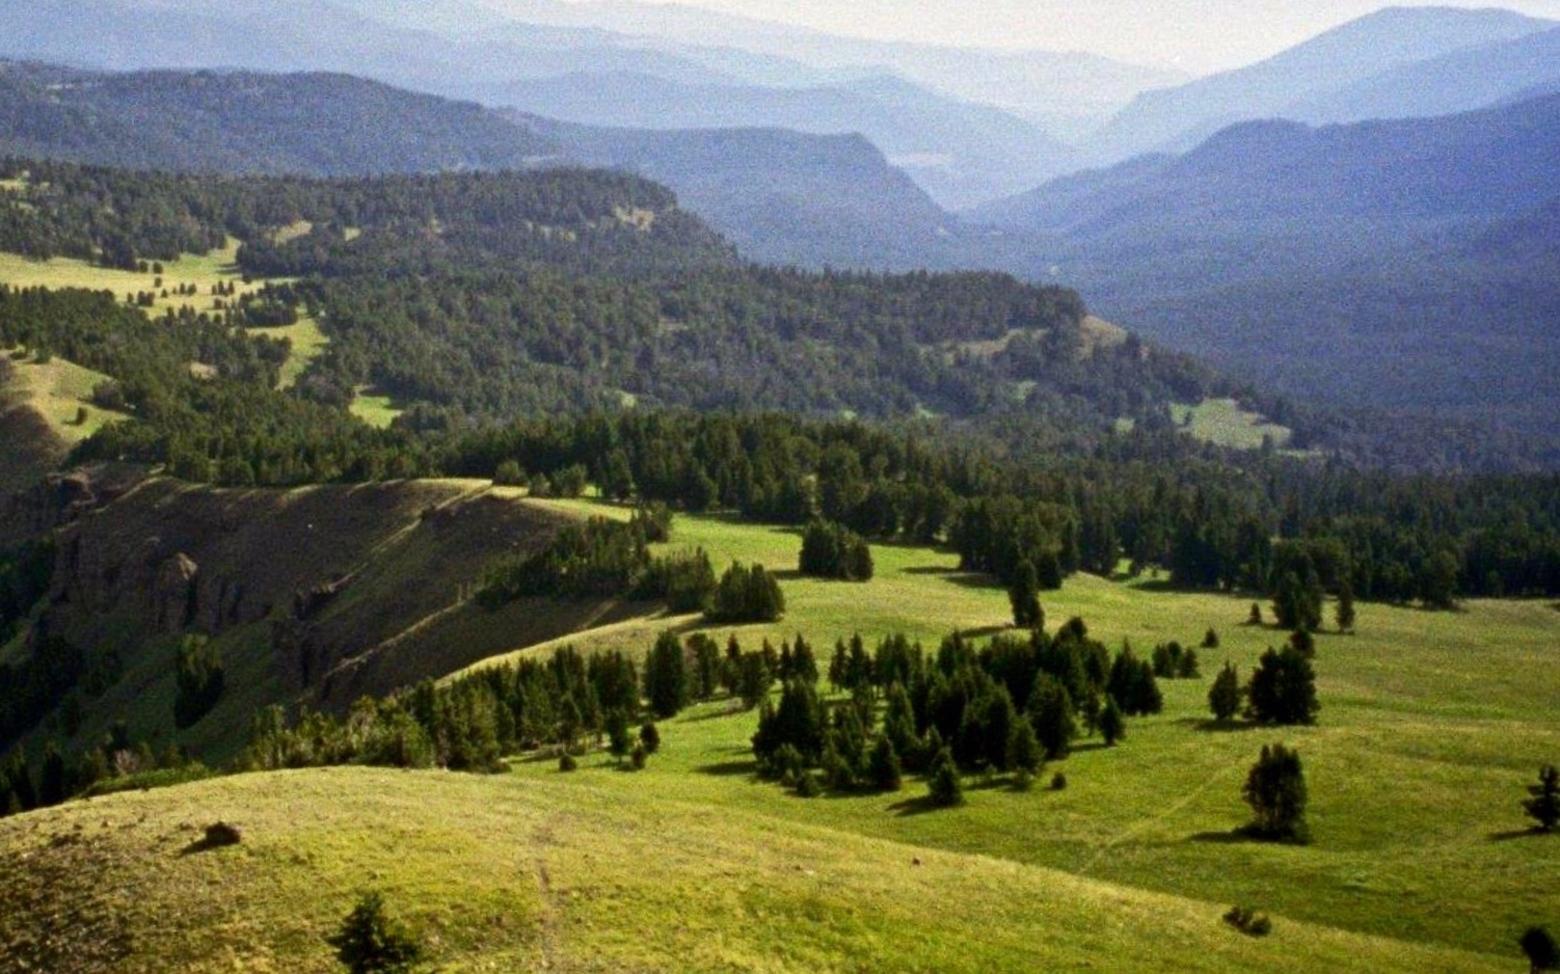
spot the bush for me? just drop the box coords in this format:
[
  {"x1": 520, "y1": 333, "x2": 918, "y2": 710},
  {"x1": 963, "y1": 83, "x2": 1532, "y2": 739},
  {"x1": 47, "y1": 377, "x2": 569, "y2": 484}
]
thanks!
[
  {"x1": 326, "y1": 892, "x2": 422, "y2": 974},
  {"x1": 639, "y1": 722, "x2": 661, "y2": 755},
  {"x1": 1223, "y1": 905, "x2": 1272, "y2": 937},
  {"x1": 1521, "y1": 927, "x2": 1557, "y2": 973},
  {"x1": 558, "y1": 752, "x2": 578, "y2": 773},
  {"x1": 1050, "y1": 771, "x2": 1068, "y2": 791},
  {"x1": 630, "y1": 742, "x2": 648, "y2": 770},
  {"x1": 1202, "y1": 627, "x2": 1220, "y2": 649},
  {"x1": 492, "y1": 459, "x2": 526, "y2": 486},
  {"x1": 795, "y1": 770, "x2": 822, "y2": 798}
]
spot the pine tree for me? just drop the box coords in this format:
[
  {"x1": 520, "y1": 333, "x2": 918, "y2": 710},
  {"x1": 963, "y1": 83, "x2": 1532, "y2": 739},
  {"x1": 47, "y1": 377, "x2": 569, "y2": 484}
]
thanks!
[
  {"x1": 1202, "y1": 627, "x2": 1220, "y2": 648},
  {"x1": 1524, "y1": 764, "x2": 1560, "y2": 832},
  {"x1": 1005, "y1": 718, "x2": 1043, "y2": 776},
  {"x1": 639, "y1": 722, "x2": 661, "y2": 755},
  {"x1": 1248, "y1": 602, "x2": 1263, "y2": 626},
  {"x1": 1099, "y1": 695, "x2": 1125, "y2": 747},
  {"x1": 1209, "y1": 662, "x2": 1242, "y2": 723},
  {"x1": 869, "y1": 736, "x2": 903, "y2": 792},
  {"x1": 1246, "y1": 648, "x2": 1319, "y2": 726},
  {"x1": 326, "y1": 892, "x2": 422, "y2": 974},
  {"x1": 1026, "y1": 673, "x2": 1077, "y2": 759},
  {"x1": 605, "y1": 710, "x2": 630, "y2": 763},
  {"x1": 642, "y1": 631, "x2": 688, "y2": 719},
  {"x1": 1242, "y1": 744, "x2": 1309, "y2": 843},
  {"x1": 1009, "y1": 559, "x2": 1042, "y2": 629},
  {"x1": 1336, "y1": 582, "x2": 1356, "y2": 633},
  {"x1": 927, "y1": 747, "x2": 963, "y2": 807},
  {"x1": 1521, "y1": 927, "x2": 1558, "y2": 973}
]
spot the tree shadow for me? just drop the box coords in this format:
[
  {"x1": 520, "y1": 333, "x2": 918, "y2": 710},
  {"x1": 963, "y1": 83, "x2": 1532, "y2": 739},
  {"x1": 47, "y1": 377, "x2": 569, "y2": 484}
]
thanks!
[
  {"x1": 1488, "y1": 827, "x2": 1551, "y2": 842},
  {"x1": 1188, "y1": 829, "x2": 1262, "y2": 845},
  {"x1": 1070, "y1": 741, "x2": 1112, "y2": 753},
  {"x1": 1175, "y1": 717, "x2": 1261, "y2": 733},
  {"x1": 888, "y1": 794, "x2": 949, "y2": 817},
  {"x1": 178, "y1": 824, "x2": 242, "y2": 856},
  {"x1": 695, "y1": 759, "x2": 758, "y2": 778},
  {"x1": 680, "y1": 705, "x2": 749, "y2": 723}
]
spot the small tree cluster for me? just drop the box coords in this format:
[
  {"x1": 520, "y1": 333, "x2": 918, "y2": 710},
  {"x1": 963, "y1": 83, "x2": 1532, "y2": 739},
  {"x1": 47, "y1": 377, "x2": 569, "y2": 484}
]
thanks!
[
  {"x1": 1246, "y1": 647, "x2": 1319, "y2": 726},
  {"x1": 706, "y1": 563, "x2": 785, "y2": 623},
  {"x1": 1242, "y1": 743, "x2": 1309, "y2": 843},
  {"x1": 799, "y1": 520, "x2": 874, "y2": 581},
  {"x1": 1150, "y1": 641, "x2": 1200, "y2": 679}
]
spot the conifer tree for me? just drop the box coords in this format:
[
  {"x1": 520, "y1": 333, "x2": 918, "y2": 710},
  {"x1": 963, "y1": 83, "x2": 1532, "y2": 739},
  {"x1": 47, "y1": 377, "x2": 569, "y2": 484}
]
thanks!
[
  {"x1": 1006, "y1": 718, "x2": 1043, "y2": 776},
  {"x1": 1524, "y1": 764, "x2": 1560, "y2": 832},
  {"x1": 1242, "y1": 743, "x2": 1309, "y2": 843},
  {"x1": 326, "y1": 892, "x2": 422, "y2": 974},
  {"x1": 1099, "y1": 695, "x2": 1125, "y2": 747},
  {"x1": 639, "y1": 722, "x2": 661, "y2": 755},
  {"x1": 606, "y1": 710, "x2": 631, "y2": 764},
  {"x1": 1246, "y1": 647, "x2": 1319, "y2": 726},
  {"x1": 1026, "y1": 673, "x2": 1077, "y2": 760},
  {"x1": 643, "y1": 631, "x2": 688, "y2": 719},
  {"x1": 1009, "y1": 559, "x2": 1042, "y2": 629},
  {"x1": 1209, "y1": 662, "x2": 1242, "y2": 723},
  {"x1": 869, "y1": 736, "x2": 903, "y2": 792},
  {"x1": 927, "y1": 747, "x2": 963, "y2": 807},
  {"x1": 1336, "y1": 582, "x2": 1356, "y2": 633}
]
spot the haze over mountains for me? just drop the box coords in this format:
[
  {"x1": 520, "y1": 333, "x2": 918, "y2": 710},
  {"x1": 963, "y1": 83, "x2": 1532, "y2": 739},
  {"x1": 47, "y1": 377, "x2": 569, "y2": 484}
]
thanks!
[{"x1": 0, "y1": 0, "x2": 1557, "y2": 457}]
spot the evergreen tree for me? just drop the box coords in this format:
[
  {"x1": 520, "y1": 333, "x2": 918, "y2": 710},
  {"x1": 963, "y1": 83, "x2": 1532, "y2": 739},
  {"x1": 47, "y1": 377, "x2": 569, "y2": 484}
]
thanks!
[
  {"x1": 1336, "y1": 582, "x2": 1356, "y2": 633},
  {"x1": 1246, "y1": 648, "x2": 1319, "y2": 726},
  {"x1": 1099, "y1": 695, "x2": 1125, "y2": 747},
  {"x1": 1272, "y1": 571, "x2": 1323, "y2": 632},
  {"x1": 1202, "y1": 627, "x2": 1220, "y2": 648},
  {"x1": 1521, "y1": 927, "x2": 1558, "y2": 973},
  {"x1": 605, "y1": 710, "x2": 631, "y2": 763},
  {"x1": 1242, "y1": 743, "x2": 1309, "y2": 843},
  {"x1": 630, "y1": 742, "x2": 648, "y2": 770},
  {"x1": 927, "y1": 747, "x2": 963, "y2": 807},
  {"x1": 1006, "y1": 718, "x2": 1043, "y2": 776},
  {"x1": 869, "y1": 736, "x2": 903, "y2": 792},
  {"x1": 1035, "y1": 549, "x2": 1064, "y2": 590},
  {"x1": 1209, "y1": 662, "x2": 1242, "y2": 723},
  {"x1": 1248, "y1": 602, "x2": 1263, "y2": 626},
  {"x1": 639, "y1": 722, "x2": 661, "y2": 755},
  {"x1": 326, "y1": 892, "x2": 422, "y2": 974},
  {"x1": 737, "y1": 652, "x2": 773, "y2": 709},
  {"x1": 1026, "y1": 673, "x2": 1077, "y2": 759},
  {"x1": 37, "y1": 742, "x2": 68, "y2": 807},
  {"x1": 1009, "y1": 559, "x2": 1043, "y2": 629},
  {"x1": 642, "y1": 631, "x2": 688, "y2": 719},
  {"x1": 1524, "y1": 764, "x2": 1560, "y2": 832}
]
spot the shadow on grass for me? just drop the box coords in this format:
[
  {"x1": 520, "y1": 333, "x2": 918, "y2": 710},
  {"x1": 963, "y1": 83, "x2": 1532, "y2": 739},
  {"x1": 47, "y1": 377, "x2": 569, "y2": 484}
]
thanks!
[
  {"x1": 1174, "y1": 717, "x2": 1263, "y2": 733},
  {"x1": 1488, "y1": 827, "x2": 1553, "y2": 842},
  {"x1": 695, "y1": 759, "x2": 758, "y2": 778},
  {"x1": 680, "y1": 705, "x2": 750, "y2": 723},
  {"x1": 1190, "y1": 827, "x2": 1308, "y2": 846},
  {"x1": 900, "y1": 568, "x2": 1004, "y2": 591},
  {"x1": 888, "y1": 794, "x2": 953, "y2": 817}
]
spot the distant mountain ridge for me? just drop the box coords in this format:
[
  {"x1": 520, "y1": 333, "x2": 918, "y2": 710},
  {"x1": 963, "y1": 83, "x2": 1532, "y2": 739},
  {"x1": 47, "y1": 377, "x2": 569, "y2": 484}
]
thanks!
[{"x1": 1089, "y1": 6, "x2": 1555, "y2": 162}]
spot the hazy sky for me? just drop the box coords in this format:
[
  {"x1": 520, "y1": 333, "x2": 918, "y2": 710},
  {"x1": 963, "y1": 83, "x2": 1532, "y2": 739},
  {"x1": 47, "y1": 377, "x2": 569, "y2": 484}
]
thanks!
[{"x1": 635, "y1": 0, "x2": 1560, "y2": 72}]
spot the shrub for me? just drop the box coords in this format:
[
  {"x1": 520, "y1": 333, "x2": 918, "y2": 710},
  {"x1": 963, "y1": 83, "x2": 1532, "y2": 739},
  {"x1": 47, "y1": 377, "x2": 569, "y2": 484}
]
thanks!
[
  {"x1": 1050, "y1": 771, "x2": 1068, "y2": 791},
  {"x1": 326, "y1": 892, "x2": 422, "y2": 974},
  {"x1": 558, "y1": 752, "x2": 578, "y2": 773},
  {"x1": 1202, "y1": 627, "x2": 1220, "y2": 648},
  {"x1": 795, "y1": 770, "x2": 822, "y2": 798},
  {"x1": 492, "y1": 459, "x2": 525, "y2": 486},
  {"x1": 630, "y1": 742, "x2": 648, "y2": 770},
  {"x1": 1521, "y1": 927, "x2": 1557, "y2": 973},
  {"x1": 1223, "y1": 905, "x2": 1272, "y2": 937},
  {"x1": 639, "y1": 722, "x2": 661, "y2": 755}
]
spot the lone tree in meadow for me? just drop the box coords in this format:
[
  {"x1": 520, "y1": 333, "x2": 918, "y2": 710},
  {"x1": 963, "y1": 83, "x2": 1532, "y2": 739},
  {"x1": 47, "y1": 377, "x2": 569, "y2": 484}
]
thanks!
[
  {"x1": 1524, "y1": 764, "x2": 1560, "y2": 832},
  {"x1": 1209, "y1": 662, "x2": 1242, "y2": 723},
  {"x1": 1521, "y1": 927, "x2": 1558, "y2": 973},
  {"x1": 1247, "y1": 602, "x2": 1263, "y2": 626},
  {"x1": 1242, "y1": 743, "x2": 1309, "y2": 843},
  {"x1": 327, "y1": 892, "x2": 422, "y2": 974},
  {"x1": 1009, "y1": 559, "x2": 1043, "y2": 629}
]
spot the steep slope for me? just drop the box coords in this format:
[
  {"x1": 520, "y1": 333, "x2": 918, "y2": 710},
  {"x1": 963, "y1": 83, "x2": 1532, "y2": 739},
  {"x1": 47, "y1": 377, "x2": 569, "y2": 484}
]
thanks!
[
  {"x1": 2, "y1": 474, "x2": 648, "y2": 764},
  {"x1": 1090, "y1": 6, "x2": 1553, "y2": 162}
]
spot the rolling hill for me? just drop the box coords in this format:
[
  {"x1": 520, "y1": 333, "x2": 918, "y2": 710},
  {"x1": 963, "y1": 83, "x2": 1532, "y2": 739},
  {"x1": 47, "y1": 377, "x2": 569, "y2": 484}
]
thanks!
[{"x1": 1089, "y1": 6, "x2": 1555, "y2": 162}]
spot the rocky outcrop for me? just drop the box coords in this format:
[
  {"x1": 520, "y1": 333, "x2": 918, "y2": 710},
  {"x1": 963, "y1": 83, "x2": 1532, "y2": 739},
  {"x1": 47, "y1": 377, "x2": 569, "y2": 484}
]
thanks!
[{"x1": 151, "y1": 553, "x2": 199, "y2": 633}]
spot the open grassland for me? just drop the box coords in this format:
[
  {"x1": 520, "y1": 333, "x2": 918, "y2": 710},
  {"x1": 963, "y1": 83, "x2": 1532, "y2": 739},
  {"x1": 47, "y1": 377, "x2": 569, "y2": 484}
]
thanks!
[
  {"x1": 348, "y1": 386, "x2": 405, "y2": 428},
  {"x1": 473, "y1": 500, "x2": 1560, "y2": 963},
  {"x1": 0, "y1": 766, "x2": 1513, "y2": 974},
  {"x1": 1172, "y1": 398, "x2": 1293, "y2": 450},
  {"x1": 0, "y1": 243, "x2": 327, "y2": 389},
  {"x1": 0, "y1": 348, "x2": 127, "y2": 443}
]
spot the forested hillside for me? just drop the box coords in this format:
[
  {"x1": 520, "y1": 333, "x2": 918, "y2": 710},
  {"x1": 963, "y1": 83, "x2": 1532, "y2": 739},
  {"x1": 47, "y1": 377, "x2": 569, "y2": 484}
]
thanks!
[{"x1": 971, "y1": 94, "x2": 1560, "y2": 457}]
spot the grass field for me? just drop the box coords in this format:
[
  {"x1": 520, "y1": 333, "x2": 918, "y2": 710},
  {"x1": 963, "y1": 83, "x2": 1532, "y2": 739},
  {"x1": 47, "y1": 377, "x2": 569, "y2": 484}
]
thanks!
[
  {"x1": 1172, "y1": 398, "x2": 1294, "y2": 450},
  {"x1": 470, "y1": 500, "x2": 1560, "y2": 964},
  {"x1": 349, "y1": 386, "x2": 405, "y2": 428},
  {"x1": 0, "y1": 347, "x2": 128, "y2": 443},
  {"x1": 3, "y1": 497, "x2": 1555, "y2": 971},
  {"x1": 254, "y1": 315, "x2": 329, "y2": 389}
]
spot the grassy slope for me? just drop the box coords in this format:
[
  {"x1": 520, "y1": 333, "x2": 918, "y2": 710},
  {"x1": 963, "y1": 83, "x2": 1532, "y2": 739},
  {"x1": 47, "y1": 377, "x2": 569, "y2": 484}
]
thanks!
[
  {"x1": 469, "y1": 500, "x2": 1559, "y2": 963},
  {"x1": 1172, "y1": 398, "x2": 1293, "y2": 450},
  {"x1": 0, "y1": 767, "x2": 1506, "y2": 974},
  {"x1": 348, "y1": 387, "x2": 404, "y2": 428},
  {"x1": 0, "y1": 243, "x2": 326, "y2": 389}
]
